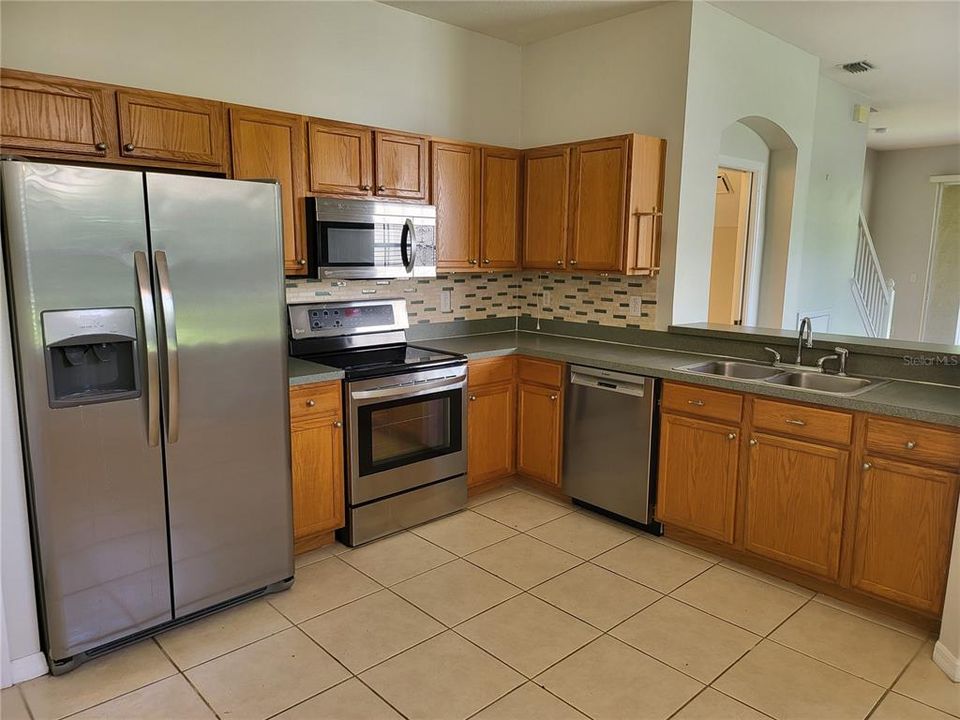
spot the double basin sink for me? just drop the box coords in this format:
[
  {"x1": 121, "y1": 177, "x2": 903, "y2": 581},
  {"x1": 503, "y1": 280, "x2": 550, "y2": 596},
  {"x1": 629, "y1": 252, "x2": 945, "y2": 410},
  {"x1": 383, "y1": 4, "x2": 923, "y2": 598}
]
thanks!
[{"x1": 678, "y1": 360, "x2": 883, "y2": 396}]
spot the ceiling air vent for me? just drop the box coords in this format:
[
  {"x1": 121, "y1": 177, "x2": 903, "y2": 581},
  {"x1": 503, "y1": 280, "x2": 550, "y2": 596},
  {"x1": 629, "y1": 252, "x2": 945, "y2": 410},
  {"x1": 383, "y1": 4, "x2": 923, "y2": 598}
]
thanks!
[{"x1": 839, "y1": 60, "x2": 875, "y2": 74}]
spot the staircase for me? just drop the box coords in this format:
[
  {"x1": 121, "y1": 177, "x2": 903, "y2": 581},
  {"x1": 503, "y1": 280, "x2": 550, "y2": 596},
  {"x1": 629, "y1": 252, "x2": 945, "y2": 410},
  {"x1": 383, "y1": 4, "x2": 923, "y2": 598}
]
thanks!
[{"x1": 851, "y1": 211, "x2": 895, "y2": 338}]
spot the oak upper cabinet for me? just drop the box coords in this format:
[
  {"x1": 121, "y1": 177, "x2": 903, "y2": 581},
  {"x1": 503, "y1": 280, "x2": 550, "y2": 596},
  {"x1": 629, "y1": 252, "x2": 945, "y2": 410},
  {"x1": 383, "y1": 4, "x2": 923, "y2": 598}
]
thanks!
[
  {"x1": 229, "y1": 106, "x2": 307, "y2": 275},
  {"x1": 432, "y1": 141, "x2": 480, "y2": 271},
  {"x1": 657, "y1": 413, "x2": 740, "y2": 543},
  {"x1": 289, "y1": 382, "x2": 345, "y2": 553},
  {"x1": 1, "y1": 72, "x2": 111, "y2": 157},
  {"x1": 480, "y1": 147, "x2": 522, "y2": 269},
  {"x1": 467, "y1": 358, "x2": 517, "y2": 487},
  {"x1": 516, "y1": 358, "x2": 564, "y2": 486},
  {"x1": 523, "y1": 146, "x2": 571, "y2": 270},
  {"x1": 625, "y1": 135, "x2": 667, "y2": 276},
  {"x1": 308, "y1": 120, "x2": 373, "y2": 196},
  {"x1": 374, "y1": 130, "x2": 428, "y2": 200},
  {"x1": 569, "y1": 137, "x2": 629, "y2": 272},
  {"x1": 744, "y1": 433, "x2": 849, "y2": 580},
  {"x1": 116, "y1": 90, "x2": 225, "y2": 167}
]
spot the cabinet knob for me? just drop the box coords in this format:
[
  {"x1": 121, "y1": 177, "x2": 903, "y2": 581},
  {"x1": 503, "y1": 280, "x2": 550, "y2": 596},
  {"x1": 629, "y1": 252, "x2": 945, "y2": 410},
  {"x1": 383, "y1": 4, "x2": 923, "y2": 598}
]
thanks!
[
  {"x1": 905, "y1": 440, "x2": 916, "y2": 449},
  {"x1": 549, "y1": 394, "x2": 558, "y2": 401},
  {"x1": 569, "y1": 259, "x2": 578, "y2": 265},
  {"x1": 483, "y1": 258, "x2": 491, "y2": 264},
  {"x1": 123, "y1": 143, "x2": 135, "y2": 152},
  {"x1": 556, "y1": 259, "x2": 564, "y2": 266},
  {"x1": 361, "y1": 184, "x2": 371, "y2": 191},
  {"x1": 377, "y1": 185, "x2": 386, "y2": 192},
  {"x1": 469, "y1": 259, "x2": 478, "y2": 265},
  {"x1": 94, "y1": 142, "x2": 107, "y2": 152},
  {"x1": 306, "y1": 399, "x2": 316, "y2": 407},
  {"x1": 333, "y1": 420, "x2": 343, "y2": 428},
  {"x1": 298, "y1": 258, "x2": 306, "y2": 265},
  {"x1": 727, "y1": 432, "x2": 736, "y2": 440},
  {"x1": 749, "y1": 438, "x2": 758, "y2": 446},
  {"x1": 469, "y1": 395, "x2": 477, "y2": 401},
  {"x1": 863, "y1": 462, "x2": 872, "y2": 470}
]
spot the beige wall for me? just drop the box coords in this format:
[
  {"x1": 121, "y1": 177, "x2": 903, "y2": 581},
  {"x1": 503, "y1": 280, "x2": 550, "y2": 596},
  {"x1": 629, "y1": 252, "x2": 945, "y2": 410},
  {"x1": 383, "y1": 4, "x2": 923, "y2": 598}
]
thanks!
[
  {"x1": 0, "y1": 0, "x2": 522, "y2": 147},
  {"x1": 520, "y1": 1, "x2": 693, "y2": 329},
  {"x1": 868, "y1": 144, "x2": 960, "y2": 341}
]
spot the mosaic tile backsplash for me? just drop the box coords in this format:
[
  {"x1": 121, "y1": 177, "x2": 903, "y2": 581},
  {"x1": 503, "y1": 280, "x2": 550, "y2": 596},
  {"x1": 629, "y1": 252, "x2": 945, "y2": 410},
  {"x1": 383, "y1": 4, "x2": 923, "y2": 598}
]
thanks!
[{"x1": 285, "y1": 272, "x2": 658, "y2": 329}]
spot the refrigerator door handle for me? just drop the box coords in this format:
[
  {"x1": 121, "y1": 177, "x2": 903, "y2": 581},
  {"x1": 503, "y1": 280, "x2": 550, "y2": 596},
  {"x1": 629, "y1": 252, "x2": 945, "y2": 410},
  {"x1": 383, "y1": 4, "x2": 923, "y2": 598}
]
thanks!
[
  {"x1": 154, "y1": 250, "x2": 181, "y2": 444},
  {"x1": 134, "y1": 251, "x2": 161, "y2": 447}
]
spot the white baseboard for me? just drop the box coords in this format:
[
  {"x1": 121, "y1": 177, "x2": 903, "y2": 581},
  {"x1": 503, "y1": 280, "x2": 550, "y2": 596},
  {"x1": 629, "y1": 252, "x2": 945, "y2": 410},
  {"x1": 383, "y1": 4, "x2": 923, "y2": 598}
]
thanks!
[
  {"x1": 10, "y1": 651, "x2": 46, "y2": 684},
  {"x1": 933, "y1": 640, "x2": 960, "y2": 682}
]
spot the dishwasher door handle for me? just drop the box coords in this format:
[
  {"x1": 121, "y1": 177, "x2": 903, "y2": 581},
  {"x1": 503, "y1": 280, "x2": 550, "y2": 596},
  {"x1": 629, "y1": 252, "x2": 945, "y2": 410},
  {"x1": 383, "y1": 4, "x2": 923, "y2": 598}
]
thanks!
[{"x1": 569, "y1": 369, "x2": 647, "y2": 397}]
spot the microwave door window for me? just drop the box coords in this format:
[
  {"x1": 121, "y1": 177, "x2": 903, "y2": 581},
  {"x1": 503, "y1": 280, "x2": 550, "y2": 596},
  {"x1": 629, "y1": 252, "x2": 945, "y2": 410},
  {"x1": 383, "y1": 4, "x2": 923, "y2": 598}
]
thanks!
[{"x1": 320, "y1": 222, "x2": 404, "y2": 268}]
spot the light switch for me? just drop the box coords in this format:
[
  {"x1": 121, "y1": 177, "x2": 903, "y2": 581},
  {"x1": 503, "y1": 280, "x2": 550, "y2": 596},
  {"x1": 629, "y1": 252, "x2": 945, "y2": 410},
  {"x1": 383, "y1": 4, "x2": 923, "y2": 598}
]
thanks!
[{"x1": 440, "y1": 289, "x2": 452, "y2": 313}]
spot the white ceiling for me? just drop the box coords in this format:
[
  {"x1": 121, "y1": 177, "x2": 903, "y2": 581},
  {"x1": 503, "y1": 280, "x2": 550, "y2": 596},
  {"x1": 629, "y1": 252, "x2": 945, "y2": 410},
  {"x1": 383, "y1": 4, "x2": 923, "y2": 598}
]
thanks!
[
  {"x1": 713, "y1": 1, "x2": 960, "y2": 150},
  {"x1": 381, "y1": 0, "x2": 958, "y2": 150},
  {"x1": 381, "y1": 1, "x2": 662, "y2": 45}
]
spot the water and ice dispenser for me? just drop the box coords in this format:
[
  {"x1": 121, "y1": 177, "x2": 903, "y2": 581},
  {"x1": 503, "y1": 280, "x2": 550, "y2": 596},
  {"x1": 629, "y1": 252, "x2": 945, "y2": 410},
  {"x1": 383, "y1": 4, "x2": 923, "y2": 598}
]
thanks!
[{"x1": 42, "y1": 308, "x2": 141, "y2": 408}]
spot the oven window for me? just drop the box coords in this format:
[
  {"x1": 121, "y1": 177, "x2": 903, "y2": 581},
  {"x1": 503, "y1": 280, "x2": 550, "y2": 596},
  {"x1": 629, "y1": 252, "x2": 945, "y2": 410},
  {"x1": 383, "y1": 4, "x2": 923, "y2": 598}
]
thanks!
[
  {"x1": 321, "y1": 222, "x2": 403, "y2": 267},
  {"x1": 356, "y1": 389, "x2": 462, "y2": 476}
]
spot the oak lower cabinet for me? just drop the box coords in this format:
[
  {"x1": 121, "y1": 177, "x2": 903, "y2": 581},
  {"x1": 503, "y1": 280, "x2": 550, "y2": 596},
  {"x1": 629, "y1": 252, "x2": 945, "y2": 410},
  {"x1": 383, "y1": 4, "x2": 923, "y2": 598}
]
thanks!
[
  {"x1": 657, "y1": 413, "x2": 739, "y2": 543},
  {"x1": 467, "y1": 358, "x2": 517, "y2": 487},
  {"x1": 116, "y1": 89, "x2": 225, "y2": 168},
  {"x1": 851, "y1": 456, "x2": 959, "y2": 614},
  {"x1": 516, "y1": 359, "x2": 564, "y2": 487},
  {"x1": 744, "y1": 433, "x2": 849, "y2": 580},
  {"x1": 1, "y1": 71, "x2": 111, "y2": 157},
  {"x1": 289, "y1": 382, "x2": 345, "y2": 553},
  {"x1": 229, "y1": 106, "x2": 307, "y2": 275}
]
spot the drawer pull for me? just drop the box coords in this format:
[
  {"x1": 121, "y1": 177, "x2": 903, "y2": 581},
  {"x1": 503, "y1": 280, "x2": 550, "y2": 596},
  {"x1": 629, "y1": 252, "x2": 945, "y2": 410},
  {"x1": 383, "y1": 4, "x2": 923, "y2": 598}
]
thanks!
[
  {"x1": 305, "y1": 399, "x2": 316, "y2": 407},
  {"x1": 727, "y1": 432, "x2": 736, "y2": 440},
  {"x1": 687, "y1": 399, "x2": 705, "y2": 407},
  {"x1": 905, "y1": 440, "x2": 917, "y2": 449},
  {"x1": 863, "y1": 462, "x2": 872, "y2": 470},
  {"x1": 785, "y1": 418, "x2": 807, "y2": 426}
]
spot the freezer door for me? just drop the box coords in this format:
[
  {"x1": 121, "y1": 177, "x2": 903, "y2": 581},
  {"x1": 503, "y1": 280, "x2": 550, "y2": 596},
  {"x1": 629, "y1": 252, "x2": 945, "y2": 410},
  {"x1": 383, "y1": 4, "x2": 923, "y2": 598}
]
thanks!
[
  {"x1": 1, "y1": 162, "x2": 171, "y2": 661},
  {"x1": 144, "y1": 173, "x2": 293, "y2": 616}
]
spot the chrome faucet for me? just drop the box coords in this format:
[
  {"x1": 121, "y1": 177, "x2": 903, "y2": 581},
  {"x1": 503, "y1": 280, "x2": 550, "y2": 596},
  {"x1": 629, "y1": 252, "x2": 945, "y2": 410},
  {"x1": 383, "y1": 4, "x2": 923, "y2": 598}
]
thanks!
[
  {"x1": 817, "y1": 347, "x2": 850, "y2": 376},
  {"x1": 796, "y1": 317, "x2": 813, "y2": 365}
]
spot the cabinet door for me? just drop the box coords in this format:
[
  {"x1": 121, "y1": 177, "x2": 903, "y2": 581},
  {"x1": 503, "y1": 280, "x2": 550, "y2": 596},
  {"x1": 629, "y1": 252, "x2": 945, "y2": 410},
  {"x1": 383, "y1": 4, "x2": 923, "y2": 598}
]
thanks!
[
  {"x1": 291, "y1": 415, "x2": 345, "y2": 545},
  {"x1": 230, "y1": 107, "x2": 307, "y2": 275},
  {"x1": 1, "y1": 74, "x2": 111, "y2": 157},
  {"x1": 627, "y1": 135, "x2": 666, "y2": 275},
  {"x1": 523, "y1": 147, "x2": 571, "y2": 270},
  {"x1": 569, "y1": 137, "x2": 629, "y2": 272},
  {"x1": 375, "y1": 130, "x2": 428, "y2": 200},
  {"x1": 468, "y1": 382, "x2": 516, "y2": 486},
  {"x1": 657, "y1": 413, "x2": 740, "y2": 543},
  {"x1": 851, "y1": 456, "x2": 959, "y2": 614},
  {"x1": 117, "y1": 90, "x2": 225, "y2": 166},
  {"x1": 744, "y1": 433, "x2": 849, "y2": 580},
  {"x1": 308, "y1": 120, "x2": 372, "y2": 196},
  {"x1": 432, "y1": 141, "x2": 480, "y2": 271},
  {"x1": 480, "y1": 148, "x2": 521, "y2": 269},
  {"x1": 517, "y1": 382, "x2": 562, "y2": 485}
]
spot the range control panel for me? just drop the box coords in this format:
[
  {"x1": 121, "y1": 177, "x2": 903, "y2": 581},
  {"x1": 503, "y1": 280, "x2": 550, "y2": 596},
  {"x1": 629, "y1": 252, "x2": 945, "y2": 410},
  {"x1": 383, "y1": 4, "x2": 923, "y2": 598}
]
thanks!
[{"x1": 289, "y1": 299, "x2": 409, "y2": 339}]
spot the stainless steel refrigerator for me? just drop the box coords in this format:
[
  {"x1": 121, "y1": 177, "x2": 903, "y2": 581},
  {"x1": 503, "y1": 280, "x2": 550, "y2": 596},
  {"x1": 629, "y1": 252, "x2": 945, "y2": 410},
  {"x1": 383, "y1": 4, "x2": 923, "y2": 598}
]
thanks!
[{"x1": 1, "y1": 160, "x2": 294, "y2": 673}]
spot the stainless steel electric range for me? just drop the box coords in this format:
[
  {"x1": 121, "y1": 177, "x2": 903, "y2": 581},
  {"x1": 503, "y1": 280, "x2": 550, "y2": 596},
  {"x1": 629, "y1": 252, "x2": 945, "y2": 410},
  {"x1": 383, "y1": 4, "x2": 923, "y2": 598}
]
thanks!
[{"x1": 288, "y1": 299, "x2": 467, "y2": 546}]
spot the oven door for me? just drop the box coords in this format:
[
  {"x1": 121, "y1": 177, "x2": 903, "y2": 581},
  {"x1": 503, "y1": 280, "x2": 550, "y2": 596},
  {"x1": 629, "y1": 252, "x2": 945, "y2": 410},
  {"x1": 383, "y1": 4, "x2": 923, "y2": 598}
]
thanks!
[
  {"x1": 318, "y1": 218, "x2": 417, "y2": 280},
  {"x1": 347, "y1": 366, "x2": 467, "y2": 505}
]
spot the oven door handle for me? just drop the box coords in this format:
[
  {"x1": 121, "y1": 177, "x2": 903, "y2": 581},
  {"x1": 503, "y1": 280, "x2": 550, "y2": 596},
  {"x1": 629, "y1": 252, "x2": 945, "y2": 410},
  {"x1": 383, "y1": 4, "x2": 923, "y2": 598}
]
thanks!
[{"x1": 351, "y1": 375, "x2": 464, "y2": 401}]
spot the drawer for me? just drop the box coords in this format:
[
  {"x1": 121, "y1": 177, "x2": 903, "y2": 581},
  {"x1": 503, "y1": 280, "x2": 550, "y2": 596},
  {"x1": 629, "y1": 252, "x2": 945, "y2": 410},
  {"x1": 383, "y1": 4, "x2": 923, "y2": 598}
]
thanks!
[
  {"x1": 662, "y1": 382, "x2": 742, "y2": 424},
  {"x1": 866, "y1": 416, "x2": 960, "y2": 470},
  {"x1": 752, "y1": 398, "x2": 852, "y2": 445},
  {"x1": 518, "y1": 357, "x2": 563, "y2": 388},
  {"x1": 290, "y1": 381, "x2": 341, "y2": 422},
  {"x1": 469, "y1": 356, "x2": 516, "y2": 387}
]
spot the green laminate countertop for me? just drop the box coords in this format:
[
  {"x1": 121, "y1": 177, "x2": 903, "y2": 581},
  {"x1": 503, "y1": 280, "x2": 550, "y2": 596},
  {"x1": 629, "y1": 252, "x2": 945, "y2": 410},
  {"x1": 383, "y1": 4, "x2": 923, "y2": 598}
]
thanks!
[
  {"x1": 287, "y1": 357, "x2": 344, "y2": 386},
  {"x1": 414, "y1": 331, "x2": 960, "y2": 428}
]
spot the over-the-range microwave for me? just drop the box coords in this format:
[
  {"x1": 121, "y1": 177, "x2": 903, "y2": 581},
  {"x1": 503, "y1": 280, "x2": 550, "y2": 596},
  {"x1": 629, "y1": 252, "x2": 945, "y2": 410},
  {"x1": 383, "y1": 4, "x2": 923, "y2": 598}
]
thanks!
[{"x1": 307, "y1": 197, "x2": 437, "y2": 280}]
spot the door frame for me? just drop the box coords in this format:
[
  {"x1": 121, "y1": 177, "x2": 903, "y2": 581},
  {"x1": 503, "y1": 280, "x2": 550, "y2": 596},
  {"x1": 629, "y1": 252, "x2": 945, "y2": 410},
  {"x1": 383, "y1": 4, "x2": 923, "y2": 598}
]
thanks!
[
  {"x1": 719, "y1": 155, "x2": 767, "y2": 327},
  {"x1": 920, "y1": 175, "x2": 960, "y2": 343}
]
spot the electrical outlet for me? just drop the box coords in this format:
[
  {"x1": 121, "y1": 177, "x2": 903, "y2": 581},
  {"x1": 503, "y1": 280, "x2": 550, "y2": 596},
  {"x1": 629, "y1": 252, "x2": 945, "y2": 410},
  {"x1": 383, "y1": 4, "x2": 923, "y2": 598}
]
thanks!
[
  {"x1": 542, "y1": 290, "x2": 552, "y2": 308},
  {"x1": 629, "y1": 297, "x2": 644, "y2": 316},
  {"x1": 440, "y1": 289, "x2": 452, "y2": 313}
]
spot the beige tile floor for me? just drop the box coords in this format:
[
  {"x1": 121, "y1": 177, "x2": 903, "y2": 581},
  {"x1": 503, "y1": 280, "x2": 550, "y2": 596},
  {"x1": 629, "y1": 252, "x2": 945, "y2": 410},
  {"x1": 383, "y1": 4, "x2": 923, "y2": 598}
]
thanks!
[{"x1": 4, "y1": 482, "x2": 958, "y2": 720}]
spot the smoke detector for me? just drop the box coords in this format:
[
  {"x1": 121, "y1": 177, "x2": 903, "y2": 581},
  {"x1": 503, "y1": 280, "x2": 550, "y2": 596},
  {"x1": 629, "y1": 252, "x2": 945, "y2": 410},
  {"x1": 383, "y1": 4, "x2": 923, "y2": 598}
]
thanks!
[{"x1": 839, "y1": 60, "x2": 875, "y2": 74}]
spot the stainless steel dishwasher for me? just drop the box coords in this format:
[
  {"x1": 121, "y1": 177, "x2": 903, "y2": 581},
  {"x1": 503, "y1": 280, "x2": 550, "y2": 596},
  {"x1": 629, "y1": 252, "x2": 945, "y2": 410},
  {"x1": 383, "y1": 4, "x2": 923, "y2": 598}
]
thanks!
[{"x1": 562, "y1": 365, "x2": 660, "y2": 530}]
